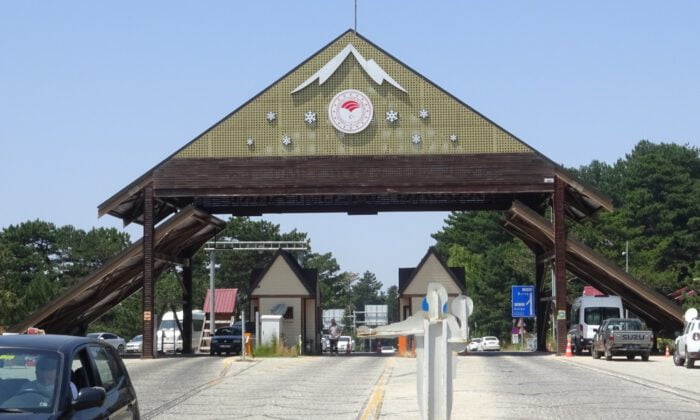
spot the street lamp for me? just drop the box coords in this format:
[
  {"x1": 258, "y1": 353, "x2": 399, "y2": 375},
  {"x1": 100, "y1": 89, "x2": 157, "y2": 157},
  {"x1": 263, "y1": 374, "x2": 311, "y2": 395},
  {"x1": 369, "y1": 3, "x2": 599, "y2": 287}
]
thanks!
[{"x1": 621, "y1": 241, "x2": 629, "y2": 273}]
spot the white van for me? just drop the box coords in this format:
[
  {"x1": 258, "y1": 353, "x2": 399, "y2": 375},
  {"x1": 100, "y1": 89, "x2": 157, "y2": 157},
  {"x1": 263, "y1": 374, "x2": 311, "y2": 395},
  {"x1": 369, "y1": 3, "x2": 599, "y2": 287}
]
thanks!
[
  {"x1": 568, "y1": 295, "x2": 623, "y2": 355},
  {"x1": 157, "y1": 309, "x2": 205, "y2": 353}
]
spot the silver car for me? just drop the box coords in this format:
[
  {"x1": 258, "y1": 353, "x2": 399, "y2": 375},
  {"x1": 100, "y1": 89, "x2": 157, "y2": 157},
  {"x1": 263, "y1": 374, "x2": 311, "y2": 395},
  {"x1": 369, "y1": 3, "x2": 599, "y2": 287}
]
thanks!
[
  {"x1": 126, "y1": 334, "x2": 143, "y2": 353},
  {"x1": 87, "y1": 332, "x2": 127, "y2": 355}
]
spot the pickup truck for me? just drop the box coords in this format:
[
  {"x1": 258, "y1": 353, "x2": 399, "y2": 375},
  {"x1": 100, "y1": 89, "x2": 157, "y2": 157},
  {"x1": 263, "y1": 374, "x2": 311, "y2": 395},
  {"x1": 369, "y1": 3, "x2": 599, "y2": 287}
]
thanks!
[{"x1": 591, "y1": 318, "x2": 653, "y2": 361}]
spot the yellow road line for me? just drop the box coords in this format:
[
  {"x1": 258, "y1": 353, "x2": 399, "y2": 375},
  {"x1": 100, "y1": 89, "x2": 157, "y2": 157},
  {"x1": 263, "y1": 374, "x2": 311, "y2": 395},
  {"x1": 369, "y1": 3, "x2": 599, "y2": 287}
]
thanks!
[{"x1": 361, "y1": 357, "x2": 395, "y2": 420}]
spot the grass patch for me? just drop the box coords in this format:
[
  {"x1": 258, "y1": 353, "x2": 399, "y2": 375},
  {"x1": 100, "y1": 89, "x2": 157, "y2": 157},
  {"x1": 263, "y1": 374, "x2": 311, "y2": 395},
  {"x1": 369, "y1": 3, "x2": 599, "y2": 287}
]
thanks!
[{"x1": 253, "y1": 336, "x2": 299, "y2": 357}]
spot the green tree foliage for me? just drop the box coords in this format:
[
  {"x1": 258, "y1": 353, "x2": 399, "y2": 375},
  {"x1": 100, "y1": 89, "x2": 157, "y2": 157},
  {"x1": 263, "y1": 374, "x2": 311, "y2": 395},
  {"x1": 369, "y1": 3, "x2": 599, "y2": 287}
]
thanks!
[
  {"x1": 570, "y1": 141, "x2": 700, "y2": 294},
  {"x1": 0, "y1": 220, "x2": 130, "y2": 327},
  {"x1": 351, "y1": 271, "x2": 383, "y2": 311},
  {"x1": 434, "y1": 222, "x2": 533, "y2": 339},
  {"x1": 384, "y1": 285, "x2": 399, "y2": 323},
  {"x1": 303, "y1": 252, "x2": 353, "y2": 310}
]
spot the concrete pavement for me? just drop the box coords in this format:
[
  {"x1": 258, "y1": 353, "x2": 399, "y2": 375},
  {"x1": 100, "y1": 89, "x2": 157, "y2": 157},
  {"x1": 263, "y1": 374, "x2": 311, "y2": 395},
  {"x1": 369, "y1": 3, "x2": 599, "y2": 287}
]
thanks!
[{"x1": 125, "y1": 352, "x2": 700, "y2": 419}]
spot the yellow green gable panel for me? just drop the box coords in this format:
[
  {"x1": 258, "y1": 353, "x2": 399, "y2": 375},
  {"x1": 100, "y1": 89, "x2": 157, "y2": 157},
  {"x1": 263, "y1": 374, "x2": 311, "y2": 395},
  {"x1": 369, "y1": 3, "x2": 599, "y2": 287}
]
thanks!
[{"x1": 176, "y1": 31, "x2": 532, "y2": 159}]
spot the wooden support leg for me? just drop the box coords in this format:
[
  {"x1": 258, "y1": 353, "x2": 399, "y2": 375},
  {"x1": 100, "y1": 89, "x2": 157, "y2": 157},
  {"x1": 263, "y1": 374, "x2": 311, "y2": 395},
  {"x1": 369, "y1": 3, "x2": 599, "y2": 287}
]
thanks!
[
  {"x1": 553, "y1": 177, "x2": 568, "y2": 355},
  {"x1": 182, "y1": 260, "x2": 193, "y2": 354},
  {"x1": 142, "y1": 184, "x2": 155, "y2": 359}
]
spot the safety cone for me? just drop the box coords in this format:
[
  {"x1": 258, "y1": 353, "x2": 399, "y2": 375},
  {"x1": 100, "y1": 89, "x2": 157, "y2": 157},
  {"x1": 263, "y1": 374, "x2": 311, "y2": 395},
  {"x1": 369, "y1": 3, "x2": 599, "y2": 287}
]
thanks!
[
  {"x1": 565, "y1": 335, "x2": 573, "y2": 357},
  {"x1": 665, "y1": 345, "x2": 670, "y2": 358}
]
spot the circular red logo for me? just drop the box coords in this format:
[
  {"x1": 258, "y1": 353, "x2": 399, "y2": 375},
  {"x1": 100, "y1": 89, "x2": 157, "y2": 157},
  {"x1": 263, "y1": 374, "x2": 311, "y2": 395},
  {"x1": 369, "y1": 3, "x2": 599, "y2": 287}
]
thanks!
[{"x1": 328, "y1": 90, "x2": 373, "y2": 134}]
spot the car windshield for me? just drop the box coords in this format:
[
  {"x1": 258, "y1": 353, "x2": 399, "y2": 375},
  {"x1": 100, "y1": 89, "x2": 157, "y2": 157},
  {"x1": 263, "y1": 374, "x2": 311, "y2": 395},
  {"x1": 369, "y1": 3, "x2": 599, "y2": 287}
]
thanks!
[
  {"x1": 584, "y1": 307, "x2": 620, "y2": 325},
  {"x1": 86, "y1": 333, "x2": 101, "y2": 338},
  {"x1": 608, "y1": 320, "x2": 643, "y2": 330},
  {"x1": 215, "y1": 328, "x2": 241, "y2": 336},
  {"x1": 484, "y1": 337, "x2": 498, "y2": 341},
  {"x1": 0, "y1": 349, "x2": 61, "y2": 413},
  {"x1": 130, "y1": 335, "x2": 143, "y2": 342},
  {"x1": 159, "y1": 320, "x2": 181, "y2": 330}
]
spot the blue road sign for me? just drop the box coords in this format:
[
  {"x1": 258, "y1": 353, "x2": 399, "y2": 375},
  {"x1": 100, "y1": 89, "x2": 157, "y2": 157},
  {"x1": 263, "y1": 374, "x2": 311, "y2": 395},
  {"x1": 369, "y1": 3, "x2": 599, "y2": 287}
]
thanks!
[{"x1": 512, "y1": 285, "x2": 535, "y2": 318}]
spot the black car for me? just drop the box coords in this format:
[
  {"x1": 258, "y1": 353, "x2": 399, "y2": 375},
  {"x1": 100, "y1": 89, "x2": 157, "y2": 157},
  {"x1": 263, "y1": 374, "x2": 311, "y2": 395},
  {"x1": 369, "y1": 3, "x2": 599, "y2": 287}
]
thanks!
[
  {"x1": 210, "y1": 327, "x2": 243, "y2": 356},
  {"x1": 0, "y1": 334, "x2": 139, "y2": 419}
]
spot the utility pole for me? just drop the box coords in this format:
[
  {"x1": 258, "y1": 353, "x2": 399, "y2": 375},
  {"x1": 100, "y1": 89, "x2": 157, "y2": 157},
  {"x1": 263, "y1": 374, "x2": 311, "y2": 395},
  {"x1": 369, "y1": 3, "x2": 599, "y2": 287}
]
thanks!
[{"x1": 622, "y1": 241, "x2": 629, "y2": 273}]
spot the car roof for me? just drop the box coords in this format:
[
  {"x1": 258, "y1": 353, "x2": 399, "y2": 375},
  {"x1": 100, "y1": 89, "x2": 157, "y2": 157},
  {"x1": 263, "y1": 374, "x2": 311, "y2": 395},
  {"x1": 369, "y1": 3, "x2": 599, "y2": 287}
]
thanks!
[
  {"x1": 483, "y1": 336, "x2": 498, "y2": 340},
  {"x1": 0, "y1": 334, "x2": 100, "y2": 353}
]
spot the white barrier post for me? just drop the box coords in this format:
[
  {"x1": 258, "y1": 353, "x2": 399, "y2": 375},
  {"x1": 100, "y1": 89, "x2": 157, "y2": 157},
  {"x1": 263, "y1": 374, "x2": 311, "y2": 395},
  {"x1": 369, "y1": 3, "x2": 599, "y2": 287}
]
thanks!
[{"x1": 358, "y1": 283, "x2": 472, "y2": 420}]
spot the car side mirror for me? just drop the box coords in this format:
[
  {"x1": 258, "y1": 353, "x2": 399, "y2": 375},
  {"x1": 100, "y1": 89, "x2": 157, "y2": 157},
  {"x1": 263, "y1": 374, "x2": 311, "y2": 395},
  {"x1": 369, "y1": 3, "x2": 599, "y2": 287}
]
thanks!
[
  {"x1": 674, "y1": 331, "x2": 681, "y2": 338},
  {"x1": 72, "y1": 387, "x2": 106, "y2": 411},
  {"x1": 593, "y1": 328, "x2": 598, "y2": 333}
]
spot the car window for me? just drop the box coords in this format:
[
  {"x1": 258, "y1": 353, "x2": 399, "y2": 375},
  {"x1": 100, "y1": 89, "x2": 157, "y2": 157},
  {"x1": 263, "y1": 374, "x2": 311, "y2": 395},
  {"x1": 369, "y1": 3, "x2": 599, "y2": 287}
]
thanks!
[
  {"x1": 104, "y1": 334, "x2": 116, "y2": 340},
  {"x1": 88, "y1": 346, "x2": 121, "y2": 391},
  {"x1": 584, "y1": 307, "x2": 620, "y2": 325},
  {"x1": 0, "y1": 350, "x2": 61, "y2": 412}
]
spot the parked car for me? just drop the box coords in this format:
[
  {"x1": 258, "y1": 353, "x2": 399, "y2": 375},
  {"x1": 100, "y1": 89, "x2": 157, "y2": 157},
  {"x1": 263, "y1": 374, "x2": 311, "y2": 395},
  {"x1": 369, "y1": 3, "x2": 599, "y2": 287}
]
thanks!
[
  {"x1": 568, "y1": 295, "x2": 624, "y2": 355},
  {"x1": 674, "y1": 308, "x2": 699, "y2": 369},
  {"x1": 467, "y1": 338, "x2": 482, "y2": 352},
  {"x1": 0, "y1": 334, "x2": 140, "y2": 418},
  {"x1": 480, "y1": 336, "x2": 500, "y2": 351},
  {"x1": 591, "y1": 318, "x2": 653, "y2": 361},
  {"x1": 125, "y1": 335, "x2": 143, "y2": 354},
  {"x1": 86, "y1": 332, "x2": 126, "y2": 355},
  {"x1": 380, "y1": 346, "x2": 396, "y2": 355},
  {"x1": 210, "y1": 326, "x2": 242, "y2": 356},
  {"x1": 337, "y1": 336, "x2": 355, "y2": 353}
]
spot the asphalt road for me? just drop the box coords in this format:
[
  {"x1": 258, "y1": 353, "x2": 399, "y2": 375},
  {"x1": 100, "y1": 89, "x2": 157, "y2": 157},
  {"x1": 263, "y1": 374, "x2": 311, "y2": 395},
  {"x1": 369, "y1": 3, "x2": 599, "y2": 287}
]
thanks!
[
  {"x1": 124, "y1": 354, "x2": 387, "y2": 419},
  {"x1": 383, "y1": 353, "x2": 700, "y2": 419},
  {"x1": 124, "y1": 353, "x2": 700, "y2": 419}
]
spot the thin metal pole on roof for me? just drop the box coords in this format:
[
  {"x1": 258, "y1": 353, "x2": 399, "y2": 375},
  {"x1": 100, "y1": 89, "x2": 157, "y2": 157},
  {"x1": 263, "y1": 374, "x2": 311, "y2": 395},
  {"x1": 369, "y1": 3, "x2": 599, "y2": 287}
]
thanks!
[{"x1": 354, "y1": 0, "x2": 357, "y2": 32}]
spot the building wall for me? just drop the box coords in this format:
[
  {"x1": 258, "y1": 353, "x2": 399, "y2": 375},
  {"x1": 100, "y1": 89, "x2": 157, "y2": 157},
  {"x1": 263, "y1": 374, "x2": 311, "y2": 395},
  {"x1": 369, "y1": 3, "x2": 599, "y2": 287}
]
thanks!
[
  {"x1": 259, "y1": 297, "x2": 302, "y2": 347},
  {"x1": 305, "y1": 298, "x2": 318, "y2": 352},
  {"x1": 399, "y1": 297, "x2": 411, "y2": 321},
  {"x1": 253, "y1": 257, "x2": 310, "y2": 296},
  {"x1": 403, "y1": 254, "x2": 463, "y2": 296}
]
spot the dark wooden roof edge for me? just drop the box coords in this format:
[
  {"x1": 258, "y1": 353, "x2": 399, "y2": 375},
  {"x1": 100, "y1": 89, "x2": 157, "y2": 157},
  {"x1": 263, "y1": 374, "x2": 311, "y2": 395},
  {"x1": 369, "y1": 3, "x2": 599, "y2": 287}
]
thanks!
[
  {"x1": 398, "y1": 247, "x2": 466, "y2": 295},
  {"x1": 555, "y1": 167, "x2": 614, "y2": 214},
  {"x1": 505, "y1": 201, "x2": 682, "y2": 322},
  {"x1": 249, "y1": 249, "x2": 317, "y2": 297},
  {"x1": 10, "y1": 205, "x2": 225, "y2": 333}
]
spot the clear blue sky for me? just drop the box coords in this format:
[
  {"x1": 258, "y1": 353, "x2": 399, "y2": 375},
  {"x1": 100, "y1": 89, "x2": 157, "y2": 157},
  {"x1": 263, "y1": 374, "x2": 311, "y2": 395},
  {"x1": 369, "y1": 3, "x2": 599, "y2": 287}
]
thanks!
[{"x1": 1, "y1": 1, "x2": 698, "y2": 290}]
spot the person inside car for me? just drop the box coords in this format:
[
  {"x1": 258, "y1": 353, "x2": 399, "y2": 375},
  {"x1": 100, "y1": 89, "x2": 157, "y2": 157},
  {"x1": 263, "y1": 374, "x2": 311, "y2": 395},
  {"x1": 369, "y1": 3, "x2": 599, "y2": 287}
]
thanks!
[{"x1": 17, "y1": 356, "x2": 78, "y2": 400}]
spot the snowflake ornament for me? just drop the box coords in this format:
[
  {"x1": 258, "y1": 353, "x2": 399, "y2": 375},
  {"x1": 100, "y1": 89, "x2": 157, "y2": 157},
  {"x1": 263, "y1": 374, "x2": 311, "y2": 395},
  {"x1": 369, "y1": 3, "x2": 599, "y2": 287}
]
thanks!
[
  {"x1": 449, "y1": 134, "x2": 458, "y2": 142},
  {"x1": 246, "y1": 137, "x2": 254, "y2": 146},
  {"x1": 419, "y1": 108, "x2": 429, "y2": 119},
  {"x1": 266, "y1": 111, "x2": 276, "y2": 122},
  {"x1": 304, "y1": 111, "x2": 316, "y2": 124},
  {"x1": 385, "y1": 109, "x2": 399, "y2": 123},
  {"x1": 411, "y1": 133, "x2": 422, "y2": 144},
  {"x1": 281, "y1": 135, "x2": 292, "y2": 146}
]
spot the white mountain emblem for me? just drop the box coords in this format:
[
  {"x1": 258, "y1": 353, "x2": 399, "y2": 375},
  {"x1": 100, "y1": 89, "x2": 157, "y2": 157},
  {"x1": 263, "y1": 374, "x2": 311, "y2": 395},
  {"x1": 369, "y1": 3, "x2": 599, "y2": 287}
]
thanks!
[{"x1": 291, "y1": 43, "x2": 406, "y2": 94}]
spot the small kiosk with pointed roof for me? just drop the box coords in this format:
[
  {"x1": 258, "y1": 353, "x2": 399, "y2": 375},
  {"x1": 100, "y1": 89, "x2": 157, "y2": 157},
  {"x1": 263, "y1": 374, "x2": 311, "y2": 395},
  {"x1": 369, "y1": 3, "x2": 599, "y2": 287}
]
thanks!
[
  {"x1": 249, "y1": 250, "x2": 320, "y2": 353},
  {"x1": 398, "y1": 248, "x2": 466, "y2": 322}
]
